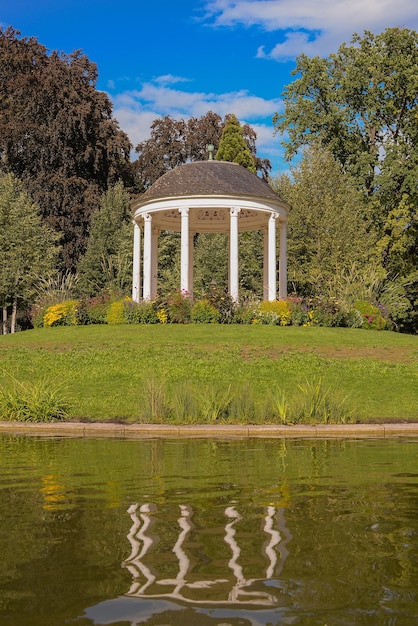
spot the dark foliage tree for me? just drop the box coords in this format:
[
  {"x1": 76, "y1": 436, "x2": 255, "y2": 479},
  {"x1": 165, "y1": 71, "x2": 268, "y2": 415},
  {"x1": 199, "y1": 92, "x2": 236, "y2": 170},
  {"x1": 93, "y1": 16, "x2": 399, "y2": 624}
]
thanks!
[
  {"x1": 0, "y1": 27, "x2": 132, "y2": 271},
  {"x1": 134, "y1": 111, "x2": 271, "y2": 190}
]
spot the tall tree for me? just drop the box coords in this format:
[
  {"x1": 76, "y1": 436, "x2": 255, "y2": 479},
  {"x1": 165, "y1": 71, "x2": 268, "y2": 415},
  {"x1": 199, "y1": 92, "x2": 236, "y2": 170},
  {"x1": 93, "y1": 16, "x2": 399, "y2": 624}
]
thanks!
[
  {"x1": 134, "y1": 111, "x2": 270, "y2": 190},
  {"x1": 274, "y1": 28, "x2": 418, "y2": 204},
  {"x1": 77, "y1": 182, "x2": 132, "y2": 296},
  {"x1": 0, "y1": 173, "x2": 58, "y2": 333},
  {"x1": 0, "y1": 27, "x2": 132, "y2": 271},
  {"x1": 274, "y1": 27, "x2": 418, "y2": 330},
  {"x1": 272, "y1": 143, "x2": 375, "y2": 295},
  {"x1": 215, "y1": 114, "x2": 256, "y2": 172}
]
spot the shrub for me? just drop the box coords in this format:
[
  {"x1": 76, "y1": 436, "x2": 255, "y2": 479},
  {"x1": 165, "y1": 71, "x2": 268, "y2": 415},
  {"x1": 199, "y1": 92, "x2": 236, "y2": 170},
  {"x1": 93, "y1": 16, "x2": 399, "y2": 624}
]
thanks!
[
  {"x1": 31, "y1": 272, "x2": 79, "y2": 328},
  {"x1": 105, "y1": 299, "x2": 128, "y2": 325},
  {"x1": 191, "y1": 299, "x2": 220, "y2": 324},
  {"x1": 124, "y1": 300, "x2": 159, "y2": 324},
  {"x1": 258, "y1": 300, "x2": 291, "y2": 325},
  {"x1": 43, "y1": 300, "x2": 79, "y2": 327},
  {"x1": 307, "y1": 296, "x2": 345, "y2": 327},
  {"x1": 233, "y1": 300, "x2": 259, "y2": 324},
  {"x1": 165, "y1": 290, "x2": 192, "y2": 323},
  {"x1": 288, "y1": 296, "x2": 310, "y2": 326},
  {"x1": 82, "y1": 293, "x2": 111, "y2": 324},
  {"x1": 353, "y1": 300, "x2": 388, "y2": 330},
  {"x1": 342, "y1": 307, "x2": 364, "y2": 329},
  {"x1": 30, "y1": 304, "x2": 47, "y2": 328},
  {"x1": 208, "y1": 287, "x2": 236, "y2": 324}
]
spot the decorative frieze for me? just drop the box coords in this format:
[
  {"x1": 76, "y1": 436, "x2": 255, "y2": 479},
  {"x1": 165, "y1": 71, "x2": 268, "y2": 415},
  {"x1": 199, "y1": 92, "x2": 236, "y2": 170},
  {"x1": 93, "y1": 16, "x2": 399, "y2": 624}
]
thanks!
[{"x1": 197, "y1": 209, "x2": 226, "y2": 221}]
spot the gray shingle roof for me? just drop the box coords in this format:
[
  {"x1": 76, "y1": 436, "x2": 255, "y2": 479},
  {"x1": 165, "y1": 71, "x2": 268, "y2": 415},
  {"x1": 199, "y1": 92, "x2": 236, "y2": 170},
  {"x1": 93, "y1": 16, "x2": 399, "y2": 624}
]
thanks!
[{"x1": 140, "y1": 161, "x2": 281, "y2": 202}]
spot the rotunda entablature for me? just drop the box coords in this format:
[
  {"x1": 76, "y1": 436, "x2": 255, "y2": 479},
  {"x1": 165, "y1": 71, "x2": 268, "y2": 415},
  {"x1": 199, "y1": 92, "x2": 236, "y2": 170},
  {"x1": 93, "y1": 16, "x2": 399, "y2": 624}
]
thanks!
[{"x1": 132, "y1": 193, "x2": 287, "y2": 234}]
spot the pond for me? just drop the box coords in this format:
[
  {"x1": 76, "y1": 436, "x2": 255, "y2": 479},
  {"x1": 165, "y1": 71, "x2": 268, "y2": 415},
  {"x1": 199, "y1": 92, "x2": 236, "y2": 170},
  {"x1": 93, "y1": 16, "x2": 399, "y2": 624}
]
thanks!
[{"x1": 0, "y1": 435, "x2": 417, "y2": 626}]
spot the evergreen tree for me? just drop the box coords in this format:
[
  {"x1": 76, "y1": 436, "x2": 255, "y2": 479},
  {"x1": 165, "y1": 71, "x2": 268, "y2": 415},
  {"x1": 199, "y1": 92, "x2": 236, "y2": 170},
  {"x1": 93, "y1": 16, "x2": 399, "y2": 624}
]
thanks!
[
  {"x1": 77, "y1": 182, "x2": 132, "y2": 296},
  {"x1": 215, "y1": 114, "x2": 256, "y2": 173},
  {"x1": 0, "y1": 173, "x2": 58, "y2": 333}
]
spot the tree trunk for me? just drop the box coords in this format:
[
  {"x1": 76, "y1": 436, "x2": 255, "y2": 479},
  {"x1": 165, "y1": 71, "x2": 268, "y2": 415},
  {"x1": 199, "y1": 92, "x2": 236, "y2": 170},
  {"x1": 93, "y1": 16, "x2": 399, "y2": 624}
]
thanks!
[
  {"x1": 2, "y1": 306, "x2": 7, "y2": 335},
  {"x1": 11, "y1": 298, "x2": 17, "y2": 334}
]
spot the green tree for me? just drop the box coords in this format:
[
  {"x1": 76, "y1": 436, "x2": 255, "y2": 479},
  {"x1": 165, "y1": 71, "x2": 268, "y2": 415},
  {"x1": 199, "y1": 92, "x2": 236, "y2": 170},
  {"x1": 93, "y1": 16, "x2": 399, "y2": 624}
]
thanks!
[
  {"x1": 215, "y1": 114, "x2": 256, "y2": 172},
  {"x1": 0, "y1": 173, "x2": 58, "y2": 333},
  {"x1": 193, "y1": 233, "x2": 229, "y2": 296},
  {"x1": 77, "y1": 182, "x2": 132, "y2": 296},
  {"x1": 272, "y1": 143, "x2": 375, "y2": 295},
  {"x1": 0, "y1": 27, "x2": 132, "y2": 271},
  {"x1": 274, "y1": 28, "x2": 418, "y2": 202},
  {"x1": 135, "y1": 112, "x2": 269, "y2": 190},
  {"x1": 274, "y1": 27, "x2": 418, "y2": 330}
]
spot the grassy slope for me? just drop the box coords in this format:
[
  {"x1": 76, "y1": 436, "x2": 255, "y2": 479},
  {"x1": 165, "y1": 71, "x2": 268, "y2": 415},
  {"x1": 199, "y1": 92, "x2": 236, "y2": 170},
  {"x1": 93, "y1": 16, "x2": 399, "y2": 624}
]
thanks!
[{"x1": 0, "y1": 325, "x2": 417, "y2": 422}]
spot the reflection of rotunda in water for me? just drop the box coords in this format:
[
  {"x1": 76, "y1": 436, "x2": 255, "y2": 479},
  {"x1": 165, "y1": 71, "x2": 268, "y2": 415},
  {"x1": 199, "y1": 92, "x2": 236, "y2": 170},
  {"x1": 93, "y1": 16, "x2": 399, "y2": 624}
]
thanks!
[{"x1": 122, "y1": 501, "x2": 292, "y2": 607}]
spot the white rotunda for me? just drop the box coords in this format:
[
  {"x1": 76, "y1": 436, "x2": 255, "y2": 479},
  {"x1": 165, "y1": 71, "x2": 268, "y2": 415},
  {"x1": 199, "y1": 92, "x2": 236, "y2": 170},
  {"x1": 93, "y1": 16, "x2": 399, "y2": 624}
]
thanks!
[{"x1": 131, "y1": 160, "x2": 290, "y2": 302}]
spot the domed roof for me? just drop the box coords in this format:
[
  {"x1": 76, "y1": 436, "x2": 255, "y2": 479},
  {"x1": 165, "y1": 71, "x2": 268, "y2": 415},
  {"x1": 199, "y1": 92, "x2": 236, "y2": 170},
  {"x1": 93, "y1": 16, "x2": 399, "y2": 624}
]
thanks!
[{"x1": 141, "y1": 160, "x2": 281, "y2": 202}]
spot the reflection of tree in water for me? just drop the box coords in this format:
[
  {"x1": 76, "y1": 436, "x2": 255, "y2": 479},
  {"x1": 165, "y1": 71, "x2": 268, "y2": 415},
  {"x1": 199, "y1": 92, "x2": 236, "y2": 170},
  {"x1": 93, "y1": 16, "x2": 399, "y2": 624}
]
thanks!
[{"x1": 122, "y1": 501, "x2": 292, "y2": 609}]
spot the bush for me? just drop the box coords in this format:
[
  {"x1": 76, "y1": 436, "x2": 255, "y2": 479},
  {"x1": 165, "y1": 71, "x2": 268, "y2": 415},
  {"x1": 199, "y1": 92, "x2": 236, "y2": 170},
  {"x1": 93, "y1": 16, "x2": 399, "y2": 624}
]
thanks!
[
  {"x1": 43, "y1": 300, "x2": 79, "y2": 327},
  {"x1": 105, "y1": 299, "x2": 128, "y2": 325},
  {"x1": 233, "y1": 300, "x2": 259, "y2": 324},
  {"x1": 208, "y1": 287, "x2": 236, "y2": 324},
  {"x1": 308, "y1": 296, "x2": 345, "y2": 327},
  {"x1": 191, "y1": 299, "x2": 220, "y2": 323},
  {"x1": 258, "y1": 300, "x2": 291, "y2": 325},
  {"x1": 353, "y1": 300, "x2": 388, "y2": 330},
  {"x1": 288, "y1": 296, "x2": 310, "y2": 326},
  {"x1": 82, "y1": 293, "x2": 111, "y2": 324},
  {"x1": 165, "y1": 290, "x2": 192, "y2": 323},
  {"x1": 124, "y1": 300, "x2": 159, "y2": 324}
]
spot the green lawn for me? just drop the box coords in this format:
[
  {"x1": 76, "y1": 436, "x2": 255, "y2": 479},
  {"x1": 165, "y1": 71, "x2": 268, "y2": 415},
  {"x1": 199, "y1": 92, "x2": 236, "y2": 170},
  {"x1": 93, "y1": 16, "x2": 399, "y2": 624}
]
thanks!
[{"x1": 0, "y1": 324, "x2": 417, "y2": 422}]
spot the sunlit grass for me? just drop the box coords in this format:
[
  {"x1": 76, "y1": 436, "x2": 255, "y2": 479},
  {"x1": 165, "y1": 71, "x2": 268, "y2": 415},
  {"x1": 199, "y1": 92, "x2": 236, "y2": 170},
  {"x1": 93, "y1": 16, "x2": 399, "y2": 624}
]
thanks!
[{"x1": 0, "y1": 325, "x2": 417, "y2": 422}]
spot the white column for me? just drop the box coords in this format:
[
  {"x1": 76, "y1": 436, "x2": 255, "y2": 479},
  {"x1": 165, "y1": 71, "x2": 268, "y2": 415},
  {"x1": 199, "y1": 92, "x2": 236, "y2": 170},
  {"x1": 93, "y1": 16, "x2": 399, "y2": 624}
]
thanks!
[
  {"x1": 263, "y1": 226, "x2": 268, "y2": 301},
  {"x1": 279, "y1": 219, "x2": 287, "y2": 300},
  {"x1": 188, "y1": 231, "x2": 194, "y2": 299},
  {"x1": 229, "y1": 208, "x2": 240, "y2": 302},
  {"x1": 143, "y1": 213, "x2": 152, "y2": 301},
  {"x1": 132, "y1": 221, "x2": 141, "y2": 302},
  {"x1": 151, "y1": 226, "x2": 159, "y2": 299},
  {"x1": 268, "y1": 213, "x2": 277, "y2": 301},
  {"x1": 179, "y1": 208, "x2": 190, "y2": 294}
]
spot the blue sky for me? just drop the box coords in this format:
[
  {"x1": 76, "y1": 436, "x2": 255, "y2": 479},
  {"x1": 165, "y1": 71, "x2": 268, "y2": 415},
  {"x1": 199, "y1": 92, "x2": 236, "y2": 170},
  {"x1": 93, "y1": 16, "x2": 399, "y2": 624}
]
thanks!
[{"x1": 2, "y1": 0, "x2": 417, "y2": 175}]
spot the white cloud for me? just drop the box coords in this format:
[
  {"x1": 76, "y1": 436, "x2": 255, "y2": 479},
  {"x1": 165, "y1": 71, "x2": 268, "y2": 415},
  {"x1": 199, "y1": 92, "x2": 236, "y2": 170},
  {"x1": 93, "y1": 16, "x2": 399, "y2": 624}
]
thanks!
[
  {"x1": 204, "y1": 0, "x2": 418, "y2": 59},
  {"x1": 111, "y1": 79, "x2": 283, "y2": 161},
  {"x1": 153, "y1": 74, "x2": 192, "y2": 85},
  {"x1": 110, "y1": 80, "x2": 286, "y2": 169}
]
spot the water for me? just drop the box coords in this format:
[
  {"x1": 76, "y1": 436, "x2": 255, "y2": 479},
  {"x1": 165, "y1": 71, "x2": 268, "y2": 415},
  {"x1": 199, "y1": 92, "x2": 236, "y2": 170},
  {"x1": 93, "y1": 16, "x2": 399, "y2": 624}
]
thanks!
[{"x1": 0, "y1": 435, "x2": 417, "y2": 625}]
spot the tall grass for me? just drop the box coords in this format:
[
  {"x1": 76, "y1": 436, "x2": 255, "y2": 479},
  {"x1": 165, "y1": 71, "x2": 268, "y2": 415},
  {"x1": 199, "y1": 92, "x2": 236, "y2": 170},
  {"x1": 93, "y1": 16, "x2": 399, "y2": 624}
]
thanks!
[
  {"x1": 0, "y1": 370, "x2": 69, "y2": 422},
  {"x1": 137, "y1": 377, "x2": 355, "y2": 425},
  {"x1": 294, "y1": 378, "x2": 354, "y2": 424}
]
